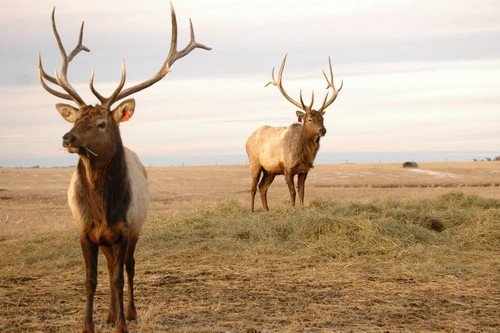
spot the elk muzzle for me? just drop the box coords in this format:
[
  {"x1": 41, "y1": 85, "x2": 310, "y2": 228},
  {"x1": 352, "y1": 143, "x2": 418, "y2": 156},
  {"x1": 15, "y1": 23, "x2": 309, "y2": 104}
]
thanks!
[
  {"x1": 319, "y1": 128, "x2": 327, "y2": 137},
  {"x1": 62, "y1": 132, "x2": 76, "y2": 147},
  {"x1": 62, "y1": 132, "x2": 82, "y2": 154}
]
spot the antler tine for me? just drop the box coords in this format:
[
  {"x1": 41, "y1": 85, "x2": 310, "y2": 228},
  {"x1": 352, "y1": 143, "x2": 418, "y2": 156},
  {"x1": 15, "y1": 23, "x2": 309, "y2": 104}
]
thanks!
[
  {"x1": 39, "y1": 7, "x2": 89, "y2": 107},
  {"x1": 299, "y1": 90, "x2": 315, "y2": 112},
  {"x1": 107, "y1": 3, "x2": 211, "y2": 104},
  {"x1": 319, "y1": 91, "x2": 329, "y2": 112},
  {"x1": 39, "y1": 54, "x2": 68, "y2": 96},
  {"x1": 51, "y1": 7, "x2": 67, "y2": 60},
  {"x1": 89, "y1": 59, "x2": 127, "y2": 108},
  {"x1": 264, "y1": 67, "x2": 276, "y2": 87},
  {"x1": 166, "y1": 1, "x2": 178, "y2": 66},
  {"x1": 38, "y1": 55, "x2": 74, "y2": 100},
  {"x1": 89, "y1": 70, "x2": 106, "y2": 104},
  {"x1": 38, "y1": 54, "x2": 58, "y2": 85},
  {"x1": 67, "y1": 22, "x2": 90, "y2": 62},
  {"x1": 318, "y1": 56, "x2": 343, "y2": 113},
  {"x1": 266, "y1": 54, "x2": 307, "y2": 111},
  {"x1": 299, "y1": 90, "x2": 306, "y2": 110}
]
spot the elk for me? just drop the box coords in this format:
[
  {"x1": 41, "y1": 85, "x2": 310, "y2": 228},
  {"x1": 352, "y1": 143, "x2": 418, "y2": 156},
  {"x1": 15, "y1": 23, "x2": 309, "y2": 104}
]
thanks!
[
  {"x1": 246, "y1": 55, "x2": 342, "y2": 211},
  {"x1": 38, "y1": 5, "x2": 210, "y2": 332}
]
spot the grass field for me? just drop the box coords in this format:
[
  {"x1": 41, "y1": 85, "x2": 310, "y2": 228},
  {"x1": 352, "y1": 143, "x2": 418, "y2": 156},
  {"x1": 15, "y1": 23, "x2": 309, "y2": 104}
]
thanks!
[{"x1": 0, "y1": 162, "x2": 499, "y2": 332}]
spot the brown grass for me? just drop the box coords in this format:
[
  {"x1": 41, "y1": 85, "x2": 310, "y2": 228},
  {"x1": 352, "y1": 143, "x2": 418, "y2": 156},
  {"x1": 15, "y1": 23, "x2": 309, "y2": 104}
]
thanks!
[{"x1": 0, "y1": 162, "x2": 499, "y2": 332}]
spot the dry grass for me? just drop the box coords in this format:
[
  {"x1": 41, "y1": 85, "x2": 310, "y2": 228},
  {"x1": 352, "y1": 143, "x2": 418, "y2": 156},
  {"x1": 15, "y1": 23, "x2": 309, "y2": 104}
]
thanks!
[
  {"x1": 1, "y1": 162, "x2": 498, "y2": 239},
  {"x1": 0, "y1": 162, "x2": 499, "y2": 332}
]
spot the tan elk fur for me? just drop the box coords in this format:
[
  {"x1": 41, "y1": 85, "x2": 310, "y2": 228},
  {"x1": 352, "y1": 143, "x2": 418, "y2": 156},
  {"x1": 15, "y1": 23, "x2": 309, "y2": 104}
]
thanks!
[{"x1": 246, "y1": 55, "x2": 342, "y2": 211}]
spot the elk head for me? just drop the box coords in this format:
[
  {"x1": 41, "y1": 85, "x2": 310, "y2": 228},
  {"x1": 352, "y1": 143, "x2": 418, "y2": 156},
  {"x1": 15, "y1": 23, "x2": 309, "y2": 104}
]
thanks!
[
  {"x1": 39, "y1": 5, "x2": 211, "y2": 161},
  {"x1": 265, "y1": 55, "x2": 343, "y2": 139}
]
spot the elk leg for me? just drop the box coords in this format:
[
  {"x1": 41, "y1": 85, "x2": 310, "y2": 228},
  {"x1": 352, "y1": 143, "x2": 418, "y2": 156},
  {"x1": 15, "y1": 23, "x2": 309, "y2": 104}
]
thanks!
[
  {"x1": 101, "y1": 246, "x2": 117, "y2": 326},
  {"x1": 284, "y1": 173, "x2": 296, "y2": 206},
  {"x1": 112, "y1": 237, "x2": 129, "y2": 333},
  {"x1": 81, "y1": 237, "x2": 98, "y2": 333},
  {"x1": 258, "y1": 171, "x2": 275, "y2": 211},
  {"x1": 102, "y1": 237, "x2": 129, "y2": 332},
  {"x1": 297, "y1": 173, "x2": 308, "y2": 205},
  {"x1": 125, "y1": 234, "x2": 139, "y2": 321},
  {"x1": 250, "y1": 164, "x2": 263, "y2": 212}
]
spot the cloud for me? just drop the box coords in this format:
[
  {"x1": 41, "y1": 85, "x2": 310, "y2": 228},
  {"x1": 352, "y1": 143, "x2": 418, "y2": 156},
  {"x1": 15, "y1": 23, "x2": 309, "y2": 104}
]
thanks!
[{"x1": 1, "y1": 1, "x2": 499, "y2": 164}]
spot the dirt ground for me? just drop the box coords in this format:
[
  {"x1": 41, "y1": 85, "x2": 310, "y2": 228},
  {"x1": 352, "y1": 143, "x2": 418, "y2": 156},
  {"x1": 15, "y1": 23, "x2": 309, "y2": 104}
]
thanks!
[{"x1": 0, "y1": 162, "x2": 499, "y2": 332}]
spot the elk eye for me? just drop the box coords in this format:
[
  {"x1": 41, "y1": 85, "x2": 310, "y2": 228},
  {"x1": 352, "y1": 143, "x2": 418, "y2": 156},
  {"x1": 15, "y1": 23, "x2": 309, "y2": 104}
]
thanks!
[
  {"x1": 97, "y1": 122, "x2": 106, "y2": 129},
  {"x1": 308, "y1": 118, "x2": 313, "y2": 122}
]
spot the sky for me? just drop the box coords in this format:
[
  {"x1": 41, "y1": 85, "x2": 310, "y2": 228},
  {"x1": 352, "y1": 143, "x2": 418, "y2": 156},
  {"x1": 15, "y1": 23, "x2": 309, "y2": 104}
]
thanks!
[{"x1": 1, "y1": 0, "x2": 499, "y2": 166}]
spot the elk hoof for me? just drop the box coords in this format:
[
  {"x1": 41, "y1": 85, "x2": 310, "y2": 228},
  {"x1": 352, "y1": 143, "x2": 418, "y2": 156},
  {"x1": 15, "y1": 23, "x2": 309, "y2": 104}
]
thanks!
[
  {"x1": 82, "y1": 323, "x2": 95, "y2": 333},
  {"x1": 126, "y1": 308, "x2": 137, "y2": 322},
  {"x1": 114, "y1": 324, "x2": 129, "y2": 333},
  {"x1": 106, "y1": 313, "x2": 116, "y2": 327}
]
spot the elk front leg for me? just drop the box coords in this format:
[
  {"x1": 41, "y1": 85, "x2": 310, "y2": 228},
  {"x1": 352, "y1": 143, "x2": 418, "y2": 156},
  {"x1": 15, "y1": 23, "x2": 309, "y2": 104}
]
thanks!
[
  {"x1": 101, "y1": 246, "x2": 117, "y2": 327},
  {"x1": 112, "y1": 237, "x2": 129, "y2": 333},
  {"x1": 284, "y1": 172, "x2": 296, "y2": 206},
  {"x1": 102, "y1": 237, "x2": 129, "y2": 332},
  {"x1": 297, "y1": 173, "x2": 308, "y2": 205},
  {"x1": 125, "y1": 235, "x2": 139, "y2": 321},
  {"x1": 81, "y1": 238, "x2": 98, "y2": 333}
]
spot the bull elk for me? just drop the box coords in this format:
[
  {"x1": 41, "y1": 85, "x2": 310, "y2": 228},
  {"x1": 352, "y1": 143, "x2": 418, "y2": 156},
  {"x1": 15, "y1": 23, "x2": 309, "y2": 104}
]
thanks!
[
  {"x1": 246, "y1": 55, "x2": 342, "y2": 211},
  {"x1": 38, "y1": 5, "x2": 210, "y2": 332}
]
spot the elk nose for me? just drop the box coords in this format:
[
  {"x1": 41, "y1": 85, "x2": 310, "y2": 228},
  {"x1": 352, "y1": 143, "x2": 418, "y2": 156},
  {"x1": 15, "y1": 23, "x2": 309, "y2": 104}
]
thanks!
[
  {"x1": 62, "y1": 133, "x2": 76, "y2": 146},
  {"x1": 320, "y1": 128, "x2": 327, "y2": 136}
]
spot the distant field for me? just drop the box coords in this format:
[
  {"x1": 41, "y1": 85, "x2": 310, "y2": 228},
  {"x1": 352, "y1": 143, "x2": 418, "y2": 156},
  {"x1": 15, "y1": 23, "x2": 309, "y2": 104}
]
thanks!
[
  {"x1": 0, "y1": 162, "x2": 499, "y2": 331},
  {"x1": 0, "y1": 162, "x2": 498, "y2": 239}
]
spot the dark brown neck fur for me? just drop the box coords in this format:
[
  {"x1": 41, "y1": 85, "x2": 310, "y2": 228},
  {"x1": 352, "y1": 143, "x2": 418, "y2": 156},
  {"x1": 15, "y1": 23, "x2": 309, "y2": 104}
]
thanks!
[
  {"x1": 76, "y1": 133, "x2": 130, "y2": 230},
  {"x1": 296, "y1": 125, "x2": 320, "y2": 169}
]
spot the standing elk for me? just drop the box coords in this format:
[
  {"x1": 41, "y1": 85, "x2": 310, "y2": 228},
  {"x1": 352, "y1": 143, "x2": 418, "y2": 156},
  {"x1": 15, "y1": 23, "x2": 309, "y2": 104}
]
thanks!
[
  {"x1": 38, "y1": 5, "x2": 210, "y2": 332},
  {"x1": 246, "y1": 55, "x2": 342, "y2": 211}
]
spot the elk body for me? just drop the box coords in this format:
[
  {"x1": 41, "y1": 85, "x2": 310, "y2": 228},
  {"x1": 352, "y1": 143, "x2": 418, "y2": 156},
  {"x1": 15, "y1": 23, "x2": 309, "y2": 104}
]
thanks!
[
  {"x1": 38, "y1": 5, "x2": 210, "y2": 332},
  {"x1": 246, "y1": 55, "x2": 342, "y2": 211}
]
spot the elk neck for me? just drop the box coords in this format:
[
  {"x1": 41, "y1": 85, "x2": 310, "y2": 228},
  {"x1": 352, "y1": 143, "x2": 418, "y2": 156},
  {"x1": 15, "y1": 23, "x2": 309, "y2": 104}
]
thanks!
[
  {"x1": 295, "y1": 124, "x2": 321, "y2": 169},
  {"x1": 76, "y1": 131, "x2": 131, "y2": 228}
]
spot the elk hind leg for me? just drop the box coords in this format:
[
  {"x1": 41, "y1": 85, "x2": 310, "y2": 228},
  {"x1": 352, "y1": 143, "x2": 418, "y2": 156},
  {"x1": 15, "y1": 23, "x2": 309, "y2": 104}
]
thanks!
[
  {"x1": 284, "y1": 172, "x2": 296, "y2": 206},
  {"x1": 258, "y1": 171, "x2": 275, "y2": 211},
  {"x1": 250, "y1": 163, "x2": 263, "y2": 212}
]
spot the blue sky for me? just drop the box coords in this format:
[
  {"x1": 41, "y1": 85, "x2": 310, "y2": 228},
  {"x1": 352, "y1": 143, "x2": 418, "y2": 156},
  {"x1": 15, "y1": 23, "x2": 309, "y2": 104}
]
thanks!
[{"x1": 1, "y1": 0, "x2": 499, "y2": 166}]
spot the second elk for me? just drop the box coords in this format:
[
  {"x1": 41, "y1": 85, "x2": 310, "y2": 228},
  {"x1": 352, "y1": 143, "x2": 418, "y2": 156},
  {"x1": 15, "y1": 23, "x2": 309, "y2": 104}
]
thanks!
[{"x1": 246, "y1": 55, "x2": 343, "y2": 211}]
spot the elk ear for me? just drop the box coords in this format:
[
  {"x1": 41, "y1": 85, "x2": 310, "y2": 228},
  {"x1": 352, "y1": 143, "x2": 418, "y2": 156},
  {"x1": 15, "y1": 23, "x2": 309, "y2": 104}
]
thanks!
[
  {"x1": 296, "y1": 111, "x2": 305, "y2": 123},
  {"x1": 112, "y1": 99, "x2": 135, "y2": 124},
  {"x1": 56, "y1": 103, "x2": 80, "y2": 123}
]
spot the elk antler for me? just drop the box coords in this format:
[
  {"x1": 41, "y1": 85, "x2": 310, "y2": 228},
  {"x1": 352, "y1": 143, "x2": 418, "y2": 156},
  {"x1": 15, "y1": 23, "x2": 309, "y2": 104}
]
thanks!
[
  {"x1": 317, "y1": 57, "x2": 343, "y2": 114},
  {"x1": 38, "y1": 7, "x2": 89, "y2": 108},
  {"x1": 90, "y1": 3, "x2": 211, "y2": 109},
  {"x1": 265, "y1": 54, "x2": 315, "y2": 112},
  {"x1": 266, "y1": 55, "x2": 342, "y2": 114}
]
